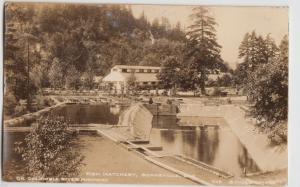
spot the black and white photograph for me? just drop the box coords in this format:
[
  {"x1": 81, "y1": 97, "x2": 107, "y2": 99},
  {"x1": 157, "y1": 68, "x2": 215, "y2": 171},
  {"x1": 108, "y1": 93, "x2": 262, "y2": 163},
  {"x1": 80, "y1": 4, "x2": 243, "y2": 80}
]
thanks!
[{"x1": 2, "y1": 2, "x2": 288, "y2": 186}]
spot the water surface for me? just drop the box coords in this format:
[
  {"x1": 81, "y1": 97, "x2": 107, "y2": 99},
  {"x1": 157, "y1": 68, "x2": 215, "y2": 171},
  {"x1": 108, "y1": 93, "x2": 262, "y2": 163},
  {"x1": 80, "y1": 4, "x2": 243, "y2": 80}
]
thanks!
[
  {"x1": 150, "y1": 116, "x2": 260, "y2": 176},
  {"x1": 50, "y1": 104, "x2": 122, "y2": 124}
]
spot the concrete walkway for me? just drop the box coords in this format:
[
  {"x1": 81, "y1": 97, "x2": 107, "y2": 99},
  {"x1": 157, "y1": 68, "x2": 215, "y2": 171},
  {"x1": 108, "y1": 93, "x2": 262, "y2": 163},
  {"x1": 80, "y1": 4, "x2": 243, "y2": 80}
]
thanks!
[{"x1": 77, "y1": 134, "x2": 196, "y2": 185}]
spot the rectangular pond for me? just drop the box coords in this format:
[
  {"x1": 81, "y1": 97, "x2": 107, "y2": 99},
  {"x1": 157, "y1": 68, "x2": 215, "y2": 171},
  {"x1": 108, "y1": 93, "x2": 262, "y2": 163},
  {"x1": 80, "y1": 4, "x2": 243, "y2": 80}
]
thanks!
[{"x1": 3, "y1": 103, "x2": 261, "y2": 180}]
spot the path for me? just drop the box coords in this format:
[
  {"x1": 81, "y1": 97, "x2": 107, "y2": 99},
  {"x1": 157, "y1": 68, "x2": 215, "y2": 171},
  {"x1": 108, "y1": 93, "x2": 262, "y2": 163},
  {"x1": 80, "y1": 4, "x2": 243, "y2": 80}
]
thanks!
[{"x1": 77, "y1": 134, "x2": 196, "y2": 185}]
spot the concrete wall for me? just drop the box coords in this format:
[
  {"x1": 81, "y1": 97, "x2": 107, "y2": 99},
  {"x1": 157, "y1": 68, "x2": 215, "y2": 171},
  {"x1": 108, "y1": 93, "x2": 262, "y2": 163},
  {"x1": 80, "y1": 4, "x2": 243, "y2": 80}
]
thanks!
[{"x1": 4, "y1": 103, "x2": 66, "y2": 127}]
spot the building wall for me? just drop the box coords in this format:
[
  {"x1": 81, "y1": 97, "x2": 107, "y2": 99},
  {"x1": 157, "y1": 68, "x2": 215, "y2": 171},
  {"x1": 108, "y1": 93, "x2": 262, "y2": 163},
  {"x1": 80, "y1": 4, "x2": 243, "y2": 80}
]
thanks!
[{"x1": 104, "y1": 65, "x2": 161, "y2": 93}]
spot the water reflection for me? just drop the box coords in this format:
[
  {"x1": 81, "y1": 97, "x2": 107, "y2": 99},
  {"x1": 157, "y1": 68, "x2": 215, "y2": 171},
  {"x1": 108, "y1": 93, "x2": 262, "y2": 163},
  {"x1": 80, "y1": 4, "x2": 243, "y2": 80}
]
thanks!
[
  {"x1": 152, "y1": 116, "x2": 195, "y2": 130},
  {"x1": 150, "y1": 115, "x2": 260, "y2": 176},
  {"x1": 51, "y1": 104, "x2": 121, "y2": 124},
  {"x1": 153, "y1": 116, "x2": 179, "y2": 129},
  {"x1": 238, "y1": 147, "x2": 260, "y2": 173},
  {"x1": 160, "y1": 130, "x2": 176, "y2": 143},
  {"x1": 197, "y1": 129, "x2": 219, "y2": 164}
]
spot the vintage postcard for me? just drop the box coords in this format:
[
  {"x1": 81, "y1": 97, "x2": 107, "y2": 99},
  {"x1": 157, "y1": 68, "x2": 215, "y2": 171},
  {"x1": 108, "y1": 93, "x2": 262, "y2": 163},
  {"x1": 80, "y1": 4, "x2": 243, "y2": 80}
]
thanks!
[{"x1": 2, "y1": 2, "x2": 288, "y2": 186}]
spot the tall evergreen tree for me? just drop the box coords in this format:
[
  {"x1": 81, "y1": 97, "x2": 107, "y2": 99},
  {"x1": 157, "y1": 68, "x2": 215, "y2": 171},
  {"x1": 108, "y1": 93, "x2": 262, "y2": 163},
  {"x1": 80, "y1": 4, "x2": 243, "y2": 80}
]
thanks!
[
  {"x1": 237, "y1": 31, "x2": 279, "y2": 85},
  {"x1": 185, "y1": 7, "x2": 223, "y2": 94}
]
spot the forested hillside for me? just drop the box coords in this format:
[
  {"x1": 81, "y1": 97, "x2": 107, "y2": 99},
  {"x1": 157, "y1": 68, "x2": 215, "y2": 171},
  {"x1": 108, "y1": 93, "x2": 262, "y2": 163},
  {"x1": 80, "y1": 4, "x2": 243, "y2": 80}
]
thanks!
[{"x1": 4, "y1": 3, "x2": 186, "y2": 95}]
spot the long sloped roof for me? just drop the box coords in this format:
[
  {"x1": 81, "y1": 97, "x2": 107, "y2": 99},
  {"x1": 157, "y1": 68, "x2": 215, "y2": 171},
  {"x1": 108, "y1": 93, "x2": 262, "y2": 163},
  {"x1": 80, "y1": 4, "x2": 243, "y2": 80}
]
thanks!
[
  {"x1": 113, "y1": 65, "x2": 161, "y2": 70},
  {"x1": 103, "y1": 72, "x2": 159, "y2": 82}
]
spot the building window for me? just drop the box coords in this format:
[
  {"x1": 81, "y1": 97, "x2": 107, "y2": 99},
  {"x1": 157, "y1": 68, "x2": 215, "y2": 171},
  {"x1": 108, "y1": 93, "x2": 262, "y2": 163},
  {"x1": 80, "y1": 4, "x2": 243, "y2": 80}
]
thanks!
[
  {"x1": 143, "y1": 82, "x2": 148, "y2": 85},
  {"x1": 112, "y1": 68, "x2": 118, "y2": 72},
  {"x1": 122, "y1": 69, "x2": 127, "y2": 73},
  {"x1": 147, "y1": 69, "x2": 151, "y2": 73},
  {"x1": 151, "y1": 82, "x2": 156, "y2": 85}
]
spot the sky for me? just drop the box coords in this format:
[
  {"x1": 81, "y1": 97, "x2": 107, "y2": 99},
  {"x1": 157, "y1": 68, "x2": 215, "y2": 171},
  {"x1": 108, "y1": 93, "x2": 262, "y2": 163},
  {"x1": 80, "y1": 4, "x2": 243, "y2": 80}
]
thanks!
[{"x1": 131, "y1": 5, "x2": 288, "y2": 69}]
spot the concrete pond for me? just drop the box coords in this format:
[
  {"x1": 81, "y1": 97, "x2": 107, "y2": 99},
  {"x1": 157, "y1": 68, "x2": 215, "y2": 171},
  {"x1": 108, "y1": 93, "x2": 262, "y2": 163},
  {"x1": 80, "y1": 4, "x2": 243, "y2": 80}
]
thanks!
[{"x1": 2, "y1": 102, "x2": 287, "y2": 185}]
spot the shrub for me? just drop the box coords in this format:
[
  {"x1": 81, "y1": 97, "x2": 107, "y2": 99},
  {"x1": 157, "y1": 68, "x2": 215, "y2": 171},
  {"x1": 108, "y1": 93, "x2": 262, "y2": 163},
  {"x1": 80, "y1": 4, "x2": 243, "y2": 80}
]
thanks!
[
  {"x1": 4, "y1": 91, "x2": 18, "y2": 116},
  {"x1": 267, "y1": 122, "x2": 287, "y2": 145},
  {"x1": 35, "y1": 95, "x2": 54, "y2": 110},
  {"x1": 211, "y1": 87, "x2": 222, "y2": 96},
  {"x1": 44, "y1": 98, "x2": 55, "y2": 107},
  {"x1": 35, "y1": 95, "x2": 46, "y2": 110},
  {"x1": 166, "y1": 99, "x2": 173, "y2": 105},
  {"x1": 15, "y1": 116, "x2": 84, "y2": 180},
  {"x1": 217, "y1": 74, "x2": 233, "y2": 87},
  {"x1": 14, "y1": 104, "x2": 27, "y2": 117},
  {"x1": 226, "y1": 98, "x2": 232, "y2": 104}
]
